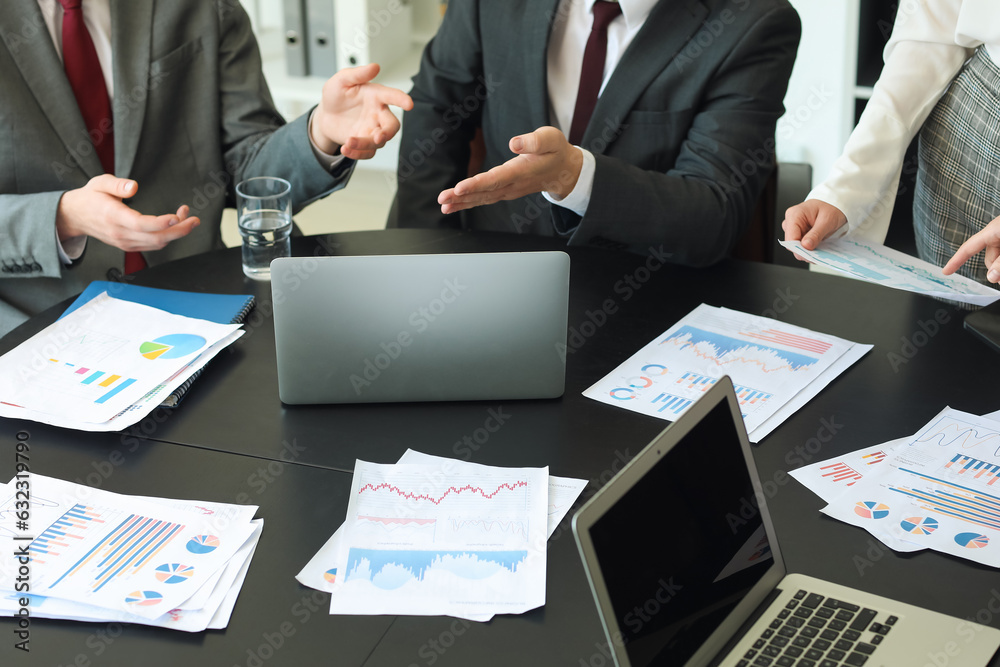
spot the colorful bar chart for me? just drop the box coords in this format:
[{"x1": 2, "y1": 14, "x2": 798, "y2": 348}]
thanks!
[
  {"x1": 819, "y1": 462, "x2": 863, "y2": 486},
  {"x1": 889, "y1": 468, "x2": 1000, "y2": 532},
  {"x1": 49, "y1": 359, "x2": 137, "y2": 405},
  {"x1": 29, "y1": 504, "x2": 107, "y2": 564},
  {"x1": 676, "y1": 371, "x2": 717, "y2": 392},
  {"x1": 944, "y1": 454, "x2": 1000, "y2": 486},
  {"x1": 48, "y1": 513, "x2": 185, "y2": 593},
  {"x1": 861, "y1": 451, "x2": 887, "y2": 466},
  {"x1": 651, "y1": 392, "x2": 693, "y2": 415},
  {"x1": 732, "y1": 383, "x2": 772, "y2": 407}
]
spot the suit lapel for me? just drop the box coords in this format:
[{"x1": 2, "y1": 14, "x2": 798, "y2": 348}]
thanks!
[
  {"x1": 0, "y1": 2, "x2": 103, "y2": 177},
  {"x1": 582, "y1": 0, "x2": 708, "y2": 150},
  {"x1": 110, "y1": 0, "x2": 153, "y2": 179},
  {"x1": 523, "y1": 0, "x2": 563, "y2": 129}
]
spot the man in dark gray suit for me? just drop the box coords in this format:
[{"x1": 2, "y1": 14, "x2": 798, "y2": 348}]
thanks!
[
  {"x1": 389, "y1": 0, "x2": 800, "y2": 266},
  {"x1": 0, "y1": 0, "x2": 411, "y2": 336}
]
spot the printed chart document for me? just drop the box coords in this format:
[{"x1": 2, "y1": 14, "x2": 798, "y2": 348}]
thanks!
[
  {"x1": 296, "y1": 450, "x2": 586, "y2": 623},
  {"x1": 0, "y1": 475, "x2": 260, "y2": 631},
  {"x1": 792, "y1": 409, "x2": 1000, "y2": 566},
  {"x1": 324, "y1": 459, "x2": 549, "y2": 618},
  {"x1": 780, "y1": 238, "x2": 1000, "y2": 307},
  {"x1": 584, "y1": 304, "x2": 871, "y2": 441},
  {"x1": 0, "y1": 294, "x2": 242, "y2": 431}
]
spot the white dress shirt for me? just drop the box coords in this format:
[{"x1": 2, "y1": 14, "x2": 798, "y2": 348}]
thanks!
[
  {"x1": 809, "y1": 0, "x2": 1000, "y2": 243},
  {"x1": 543, "y1": 0, "x2": 658, "y2": 217}
]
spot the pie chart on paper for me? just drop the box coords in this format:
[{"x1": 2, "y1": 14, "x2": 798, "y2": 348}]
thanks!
[{"x1": 139, "y1": 334, "x2": 207, "y2": 360}]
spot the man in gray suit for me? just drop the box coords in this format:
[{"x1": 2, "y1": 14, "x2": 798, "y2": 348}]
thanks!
[
  {"x1": 0, "y1": 0, "x2": 411, "y2": 337},
  {"x1": 388, "y1": 0, "x2": 800, "y2": 266}
]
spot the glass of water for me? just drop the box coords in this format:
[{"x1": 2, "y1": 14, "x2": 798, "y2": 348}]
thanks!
[{"x1": 236, "y1": 177, "x2": 293, "y2": 281}]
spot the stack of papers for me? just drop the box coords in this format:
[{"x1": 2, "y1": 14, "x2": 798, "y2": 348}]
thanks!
[
  {"x1": 791, "y1": 408, "x2": 1000, "y2": 567},
  {"x1": 0, "y1": 475, "x2": 261, "y2": 631},
  {"x1": 297, "y1": 450, "x2": 587, "y2": 621},
  {"x1": 780, "y1": 238, "x2": 1000, "y2": 307},
  {"x1": 0, "y1": 293, "x2": 243, "y2": 431},
  {"x1": 584, "y1": 304, "x2": 871, "y2": 441}
]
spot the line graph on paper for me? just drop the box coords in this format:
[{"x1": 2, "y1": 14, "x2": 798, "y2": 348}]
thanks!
[
  {"x1": 352, "y1": 516, "x2": 438, "y2": 542},
  {"x1": 356, "y1": 473, "x2": 530, "y2": 513},
  {"x1": 446, "y1": 517, "x2": 529, "y2": 542},
  {"x1": 914, "y1": 415, "x2": 1000, "y2": 453}
]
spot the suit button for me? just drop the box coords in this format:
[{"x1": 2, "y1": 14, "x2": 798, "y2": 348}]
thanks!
[{"x1": 106, "y1": 268, "x2": 123, "y2": 281}]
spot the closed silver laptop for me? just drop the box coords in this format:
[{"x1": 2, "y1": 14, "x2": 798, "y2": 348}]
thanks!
[
  {"x1": 270, "y1": 252, "x2": 569, "y2": 404},
  {"x1": 573, "y1": 377, "x2": 1000, "y2": 667}
]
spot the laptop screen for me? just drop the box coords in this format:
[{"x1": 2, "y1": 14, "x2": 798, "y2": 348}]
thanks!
[{"x1": 588, "y1": 400, "x2": 775, "y2": 666}]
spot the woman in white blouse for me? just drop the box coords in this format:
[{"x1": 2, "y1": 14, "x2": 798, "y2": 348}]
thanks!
[{"x1": 783, "y1": 0, "x2": 1000, "y2": 294}]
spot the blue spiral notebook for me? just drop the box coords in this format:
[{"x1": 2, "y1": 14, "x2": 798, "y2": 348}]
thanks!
[{"x1": 60, "y1": 281, "x2": 255, "y2": 406}]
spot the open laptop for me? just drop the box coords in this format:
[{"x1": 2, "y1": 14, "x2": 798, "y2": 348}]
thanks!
[
  {"x1": 573, "y1": 377, "x2": 1000, "y2": 667},
  {"x1": 270, "y1": 252, "x2": 569, "y2": 404}
]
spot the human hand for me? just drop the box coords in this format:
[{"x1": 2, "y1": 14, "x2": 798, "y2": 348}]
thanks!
[
  {"x1": 781, "y1": 199, "x2": 848, "y2": 261},
  {"x1": 311, "y1": 63, "x2": 414, "y2": 160},
  {"x1": 56, "y1": 175, "x2": 199, "y2": 252},
  {"x1": 942, "y1": 215, "x2": 1000, "y2": 283},
  {"x1": 438, "y1": 127, "x2": 584, "y2": 214}
]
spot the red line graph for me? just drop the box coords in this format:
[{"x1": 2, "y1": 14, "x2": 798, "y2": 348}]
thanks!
[{"x1": 358, "y1": 480, "x2": 528, "y2": 505}]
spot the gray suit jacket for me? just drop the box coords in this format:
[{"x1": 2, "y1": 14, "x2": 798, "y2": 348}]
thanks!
[
  {"x1": 0, "y1": 0, "x2": 350, "y2": 336},
  {"x1": 388, "y1": 0, "x2": 800, "y2": 266}
]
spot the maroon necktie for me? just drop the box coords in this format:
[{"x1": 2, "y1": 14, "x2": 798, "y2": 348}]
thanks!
[
  {"x1": 60, "y1": 0, "x2": 146, "y2": 274},
  {"x1": 568, "y1": 1, "x2": 623, "y2": 146}
]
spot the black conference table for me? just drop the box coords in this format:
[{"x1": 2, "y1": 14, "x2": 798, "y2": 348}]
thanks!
[{"x1": 1, "y1": 228, "x2": 999, "y2": 667}]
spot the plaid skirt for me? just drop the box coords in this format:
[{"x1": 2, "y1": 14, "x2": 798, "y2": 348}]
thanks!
[{"x1": 915, "y1": 46, "x2": 1000, "y2": 305}]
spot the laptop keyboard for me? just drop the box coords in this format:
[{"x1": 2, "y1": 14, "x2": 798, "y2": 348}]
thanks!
[{"x1": 735, "y1": 589, "x2": 896, "y2": 667}]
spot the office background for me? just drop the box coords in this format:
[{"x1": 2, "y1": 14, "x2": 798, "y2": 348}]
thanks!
[{"x1": 226, "y1": 0, "x2": 893, "y2": 249}]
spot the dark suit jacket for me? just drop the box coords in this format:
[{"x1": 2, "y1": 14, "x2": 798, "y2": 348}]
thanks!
[
  {"x1": 388, "y1": 0, "x2": 800, "y2": 266},
  {"x1": 0, "y1": 0, "x2": 350, "y2": 335}
]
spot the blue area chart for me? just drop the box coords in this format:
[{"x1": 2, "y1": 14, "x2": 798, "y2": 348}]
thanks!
[
  {"x1": 663, "y1": 326, "x2": 818, "y2": 371},
  {"x1": 345, "y1": 548, "x2": 528, "y2": 590},
  {"x1": 808, "y1": 248, "x2": 890, "y2": 281}
]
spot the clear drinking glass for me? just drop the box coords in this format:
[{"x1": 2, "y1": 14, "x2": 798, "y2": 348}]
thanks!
[{"x1": 236, "y1": 177, "x2": 293, "y2": 281}]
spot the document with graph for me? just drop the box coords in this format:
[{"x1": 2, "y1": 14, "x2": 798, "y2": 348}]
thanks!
[
  {"x1": 780, "y1": 238, "x2": 1000, "y2": 306},
  {"x1": 583, "y1": 304, "x2": 871, "y2": 441},
  {"x1": 0, "y1": 294, "x2": 242, "y2": 431},
  {"x1": 296, "y1": 450, "x2": 585, "y2": 622},
  {"x1": 327, "y1": 460, "x2": 549, "y2": 617},
  {"x1": 0, "y1": 474, "x2": 257, "y2": 622},
  {"x1": 819, "y1": 408, "x2": 1000, "y2": 567}
]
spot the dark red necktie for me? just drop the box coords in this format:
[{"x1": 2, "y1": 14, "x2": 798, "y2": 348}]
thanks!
[
  {"x1": 60, "y1": 0, "x2": 146, "y2": 274},
  {"x1": 568, "y1": 1, "x2": 623, "y2": 146}
]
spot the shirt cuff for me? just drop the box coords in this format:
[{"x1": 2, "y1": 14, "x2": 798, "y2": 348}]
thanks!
[
  {"x1": 56, "y1": 230, "x2": 86, "y2": 264},
  {"x1": 307, "y1": 108, "x2": 349, "y2": 173},
  {"x1": 542, "y1": 147, "x2": 594, "y2": 218}
]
